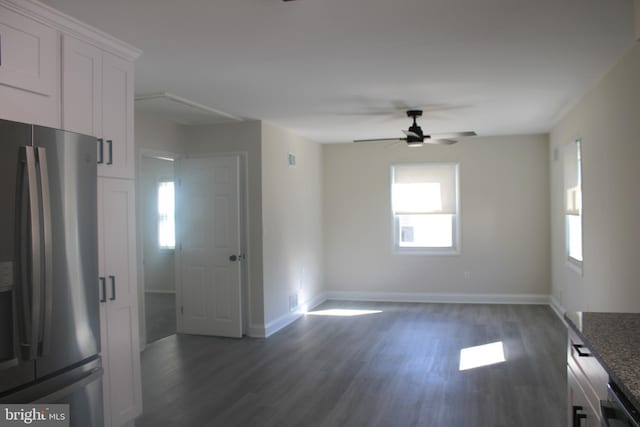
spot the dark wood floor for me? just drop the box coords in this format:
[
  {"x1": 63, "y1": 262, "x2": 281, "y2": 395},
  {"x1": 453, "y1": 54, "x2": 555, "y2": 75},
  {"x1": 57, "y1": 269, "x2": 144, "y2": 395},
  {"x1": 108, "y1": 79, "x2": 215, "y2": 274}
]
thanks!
[
  {"x1": 145, "y1": 293, "x2": 177, "y2": 344},
  {"x1": 135, "y1": 301, "x2": 567, "y2": 427}
]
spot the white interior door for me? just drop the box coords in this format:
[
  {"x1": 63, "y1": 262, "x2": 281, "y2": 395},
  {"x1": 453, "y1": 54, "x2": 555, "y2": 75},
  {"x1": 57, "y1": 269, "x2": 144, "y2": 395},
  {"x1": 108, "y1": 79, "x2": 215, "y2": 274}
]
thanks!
[{"x1": 176, "y1": 155, "x2": 242, "y2": 338}]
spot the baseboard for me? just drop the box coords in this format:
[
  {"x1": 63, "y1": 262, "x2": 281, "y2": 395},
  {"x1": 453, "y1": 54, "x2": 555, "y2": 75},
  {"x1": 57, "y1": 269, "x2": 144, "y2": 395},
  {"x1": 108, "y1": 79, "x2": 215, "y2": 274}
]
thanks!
[
  {"x1": 249, "y1": 292, "x2": 328, "y2": 339},
  {"x1": 325, "y1": 290, "x2": 550, "y2": 305},
  {"x1": 248, "y1": 291, "x2": 561, "y2": 338},
  {"x1": 247, "y1": 324, "x2": 266, "y2": 339},
  {"x1": 144, "y1": 289, "x2": 176, "y2": 295},
  {"x1": 549, "y1": 294, "x2": 567, "y2": 324}
]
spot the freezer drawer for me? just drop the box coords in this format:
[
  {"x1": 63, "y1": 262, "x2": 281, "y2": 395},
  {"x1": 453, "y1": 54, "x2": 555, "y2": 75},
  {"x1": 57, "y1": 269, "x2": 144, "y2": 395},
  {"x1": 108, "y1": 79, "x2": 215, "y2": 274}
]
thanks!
[{"x1": 0, "y1": 357, "x2": 103, "y2": 427}]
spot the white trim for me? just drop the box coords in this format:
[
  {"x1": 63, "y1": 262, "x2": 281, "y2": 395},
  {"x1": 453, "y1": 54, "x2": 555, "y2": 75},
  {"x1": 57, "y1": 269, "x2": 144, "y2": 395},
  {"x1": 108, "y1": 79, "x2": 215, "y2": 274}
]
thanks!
[
  {"x1": 250, "y1": 292, "x2": 564, "y2": 337},
  {"x1": 264, "y1": 312, "x2": 301, "y2": 338},
  {"x1": 325, "y1": 291, "x2": 550, "y2": 305},
  {"x1": 549, "y1": 294, "x2": 567, "y2": 325},
  {"x1": 304, "y1": 292, "x2": 331, "y2": 312},
  {"x1": 390, "y1": 162, "x2": 461, "y2": 255},
  {"x1": 135, "y1": 93, "x2": 242, "y2": 122},
  {"x1": 144, "y1": 289, "x2": 176, "y2": 295},
  {"x1": 247, "y1": 324, "x2": 266, "y2": 339},
  {"x1": 249, "y1": 292, "x2": 328, "y2": 338},
  {"x1": 0, "y1": 0, "x2": 142, "y2": 61}
]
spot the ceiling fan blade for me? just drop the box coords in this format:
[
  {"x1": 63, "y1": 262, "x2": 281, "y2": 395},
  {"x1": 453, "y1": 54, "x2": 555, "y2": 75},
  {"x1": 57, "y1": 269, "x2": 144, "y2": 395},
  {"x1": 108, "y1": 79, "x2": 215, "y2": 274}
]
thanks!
[
  {"x1": 401, "y1": 130, "x2": 420, "y2": 138},
  {"x1": 428, "y1": 131, "x2": 477, "y2": 139},
  {"x1": 425, "y1": 138, "x2": 458, "y2": 145},
  {"x1": 353, "y1": 137, "x2": 406, "y2": 143}
]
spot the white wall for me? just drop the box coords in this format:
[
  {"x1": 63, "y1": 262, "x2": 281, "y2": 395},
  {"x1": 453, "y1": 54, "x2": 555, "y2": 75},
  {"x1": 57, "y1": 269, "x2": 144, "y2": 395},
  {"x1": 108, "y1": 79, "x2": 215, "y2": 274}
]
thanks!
[
  {"x1": 185, "y1": 121, "x2": 265, "y2": 331},
  {"x1": 139, "y1": 157, "x2": 176, "y2": 293},
  {"x1": 135, "y1": 110, "x2": 186, "y2": 155},
  {"x1": 550, "y1": 44, "x2": 640, "y2": 313},
  {"x1": 323, "y1": 135, "x2": 550, "y2": 299},
  {"x1": 261, "y1": 122, "x2": 324, "y2": 325}
]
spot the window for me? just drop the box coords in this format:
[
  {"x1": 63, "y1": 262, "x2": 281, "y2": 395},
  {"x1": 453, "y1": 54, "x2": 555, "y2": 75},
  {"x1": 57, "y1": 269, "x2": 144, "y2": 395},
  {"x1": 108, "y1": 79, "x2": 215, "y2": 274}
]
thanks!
[
  {"x1": 564, "y1": 140, "x2": 583, "y2": 268},
  {"x1": 158, "y1": 180, "x2": 176, "y2": 250},
  {"x1": 391, "y1": 163, "x2": 459, "y2": 253}
]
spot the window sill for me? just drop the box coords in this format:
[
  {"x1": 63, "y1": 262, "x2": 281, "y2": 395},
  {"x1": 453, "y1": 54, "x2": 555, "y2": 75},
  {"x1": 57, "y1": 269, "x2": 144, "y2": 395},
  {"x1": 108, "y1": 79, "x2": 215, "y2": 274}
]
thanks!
[
  {"x1": 567, "y1": 257, "x2": 583, "y2": 276},
  {"x1": 393, "y1": 247, "x2": 460, "y2": 256}
]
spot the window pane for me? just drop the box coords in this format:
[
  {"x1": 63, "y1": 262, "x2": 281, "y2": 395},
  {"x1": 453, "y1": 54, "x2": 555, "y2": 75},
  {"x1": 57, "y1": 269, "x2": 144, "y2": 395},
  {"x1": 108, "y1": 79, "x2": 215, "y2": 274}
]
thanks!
[
  {"x1": 398, "y1": 214, "x2": 453, "y2": 248},
  {"x1": 158, "y1": 181, "x2": 175, "y2": 249},
  {"x1": 567, "y1": 214, "x2": 582, "y2": 262}
]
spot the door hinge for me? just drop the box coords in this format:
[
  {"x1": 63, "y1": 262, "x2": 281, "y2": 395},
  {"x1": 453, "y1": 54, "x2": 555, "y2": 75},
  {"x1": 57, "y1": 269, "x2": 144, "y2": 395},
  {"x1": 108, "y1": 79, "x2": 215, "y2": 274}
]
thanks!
[{"x1": 181, "y1": 305, "x2": 184, "y2": 315}]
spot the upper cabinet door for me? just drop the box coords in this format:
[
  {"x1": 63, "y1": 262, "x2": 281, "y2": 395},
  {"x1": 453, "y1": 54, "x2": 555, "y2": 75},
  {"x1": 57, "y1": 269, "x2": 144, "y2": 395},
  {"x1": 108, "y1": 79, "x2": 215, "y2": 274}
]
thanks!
[
  {"x1": 0, "y1": 5, "x2": 59, "y2": 128},
  {"x1": 0, "y1": 7, "x2": 57, "y2": 96},
  {"x1": 62, "y1": 35, "x2": 102, "y2": 137},
  {"x1": 101, "y1": 52, "x2": 134, "y2": 179}
]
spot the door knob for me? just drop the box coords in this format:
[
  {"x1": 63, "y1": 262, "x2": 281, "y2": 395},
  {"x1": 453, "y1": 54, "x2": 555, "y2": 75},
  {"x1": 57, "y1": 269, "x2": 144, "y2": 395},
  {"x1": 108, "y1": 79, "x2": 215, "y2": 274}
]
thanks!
[{"x1": 229, "y1": 255, "x2": 237, "y2": 261}]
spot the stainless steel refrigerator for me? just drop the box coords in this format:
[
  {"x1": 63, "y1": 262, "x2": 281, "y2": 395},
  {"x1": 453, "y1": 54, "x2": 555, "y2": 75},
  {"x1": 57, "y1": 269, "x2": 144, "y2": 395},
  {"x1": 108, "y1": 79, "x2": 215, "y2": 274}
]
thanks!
[{"x1": 0, "y1": 119, "x2": 103, "y2": 426}]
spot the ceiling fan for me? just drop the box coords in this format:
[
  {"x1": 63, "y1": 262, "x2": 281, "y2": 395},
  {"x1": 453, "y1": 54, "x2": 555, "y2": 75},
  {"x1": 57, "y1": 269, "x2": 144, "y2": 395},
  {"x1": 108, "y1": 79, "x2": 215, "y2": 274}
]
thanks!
[{"x1": 353, "y1": 110, "x2": 476, "y2": 147}]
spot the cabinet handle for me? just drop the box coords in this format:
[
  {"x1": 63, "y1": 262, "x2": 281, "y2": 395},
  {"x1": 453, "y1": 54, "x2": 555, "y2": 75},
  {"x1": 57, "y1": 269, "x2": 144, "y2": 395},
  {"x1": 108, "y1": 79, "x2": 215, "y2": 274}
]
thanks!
[
  {"x1": 109, "y1": 275, "x2": 116, "y2": 301},
  {"x1": 572, "y1": 344, "x2": 591, "y2": 357},
  {"x1": 106, "y1": 140, "x2": 113, "y2": 165},
  {"x1": 97, "y1": 139, "x2": 104, "y2": 164},
  {"x1": 99, "y1": 277, "x2": 106, "y2": 303},
  {"x1": 572, "y1": 405, "x2": 587, "y2": 427}
]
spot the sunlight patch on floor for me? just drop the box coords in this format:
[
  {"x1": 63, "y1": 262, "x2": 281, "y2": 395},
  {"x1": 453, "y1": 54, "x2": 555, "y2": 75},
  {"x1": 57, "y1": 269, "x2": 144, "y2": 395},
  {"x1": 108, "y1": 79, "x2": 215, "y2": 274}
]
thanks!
[
  {"x1": 459, "y1": 341, "x2": 506, "y2": 371},
  {"x1": 305, "y1": 309, "x2": 383, "y2": 317}
]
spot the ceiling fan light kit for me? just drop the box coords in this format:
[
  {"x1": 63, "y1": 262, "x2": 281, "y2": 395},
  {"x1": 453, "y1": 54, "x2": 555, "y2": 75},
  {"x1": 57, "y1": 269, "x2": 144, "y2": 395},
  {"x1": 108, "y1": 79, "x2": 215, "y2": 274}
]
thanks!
[{"x1": 353, "y1": 109, "x2": 476, "y2": 147}]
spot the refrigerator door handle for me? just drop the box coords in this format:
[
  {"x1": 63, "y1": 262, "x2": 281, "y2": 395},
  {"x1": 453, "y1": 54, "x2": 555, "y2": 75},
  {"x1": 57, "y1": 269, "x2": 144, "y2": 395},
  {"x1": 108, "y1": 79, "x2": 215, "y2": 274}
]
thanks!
[
  {"x1": 16, "y1": 146, "x2": 43, "y2": 361},
  {"x1": 109, "y1": 275, "x2": 116, "y2": 301},
  {"x1": 106, "y1": 140, "x2": 113, "y2": 165},
  {"x1": 97, "y1": 139, "x2": 104, "y2": 164},
  {"x1": 99, "y1": 277, "x2": 106, "y2": 303},
  {"x1": 36, "y1": 147, "x2": 53, "y2": 357}
]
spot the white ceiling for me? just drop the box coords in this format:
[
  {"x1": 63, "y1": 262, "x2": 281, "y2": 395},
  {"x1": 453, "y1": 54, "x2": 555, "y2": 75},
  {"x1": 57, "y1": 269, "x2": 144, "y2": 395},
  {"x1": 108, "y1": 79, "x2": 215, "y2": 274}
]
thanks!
[{"x1": 43, "y1": 0, "x2": 635, "y2": 142}]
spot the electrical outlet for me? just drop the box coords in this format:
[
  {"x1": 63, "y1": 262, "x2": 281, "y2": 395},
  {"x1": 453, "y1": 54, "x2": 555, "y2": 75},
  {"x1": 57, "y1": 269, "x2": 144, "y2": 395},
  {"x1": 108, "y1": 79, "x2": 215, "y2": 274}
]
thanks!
[
  {"x1": 0, "y1": 262, "x2": 14, "y2": 289},
  {"x1": 289, "y1": 294, "x2": 299, "y2": 312},
  {"x1": 464, "y1": 271, "x2": 471, "y2": 280}
]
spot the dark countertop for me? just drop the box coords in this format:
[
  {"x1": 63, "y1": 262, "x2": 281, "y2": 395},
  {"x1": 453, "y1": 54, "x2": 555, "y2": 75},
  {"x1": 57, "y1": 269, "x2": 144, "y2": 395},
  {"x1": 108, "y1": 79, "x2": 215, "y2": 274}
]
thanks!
[{"x1": 565, "y1": 311, "x2": 640, "y2": 411}]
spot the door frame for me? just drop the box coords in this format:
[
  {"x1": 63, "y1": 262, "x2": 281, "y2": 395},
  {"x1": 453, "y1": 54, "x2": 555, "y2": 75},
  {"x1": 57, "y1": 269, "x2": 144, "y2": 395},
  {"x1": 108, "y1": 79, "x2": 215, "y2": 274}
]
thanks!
[
  {"x1": 174, "y1": 152, "x2": 250, "y2": 337},
  {"x1": 136, "y1": 148, "x2": 181, "y2": 349}
]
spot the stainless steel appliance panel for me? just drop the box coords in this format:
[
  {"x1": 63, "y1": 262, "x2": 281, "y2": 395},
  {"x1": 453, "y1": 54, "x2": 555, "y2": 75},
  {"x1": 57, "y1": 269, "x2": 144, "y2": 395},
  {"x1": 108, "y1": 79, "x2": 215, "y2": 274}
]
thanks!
[
  {"x1": 0, "y1": 119, "x2": 37, "y2": 394},
  {"x1": 32, "y1": 126, "x2": 99, "y2": 378},
  {"x1": 0, "y1": 357, "x2": 103, "y2": 427}
]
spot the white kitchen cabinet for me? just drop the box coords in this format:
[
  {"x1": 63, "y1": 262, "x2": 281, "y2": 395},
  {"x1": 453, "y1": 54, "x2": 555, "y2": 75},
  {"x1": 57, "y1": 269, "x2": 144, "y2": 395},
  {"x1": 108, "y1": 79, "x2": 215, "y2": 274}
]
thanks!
[
  {"x1": 567, "y1": 327, "x2": 608, "y2": 427},
  {"x1": 61, "y1": 34, "x2": 102, "y2": 137},
  {"x1": 568, "y1": 365, "x2": 600, "y2": 427},
  {"x1": 100, "y1": 52, "x2": 134, "y2": 179},
  {"x1": 1, "y1": 2, "x2": 142, "y2": 425},
  {"x1": 98, "y1": 178, "x2": 143, "y2": 427},
  {"x1": 0, "y1": 3, "x2": 59, "y2": 127},
  {"x1": 62, "y1": 35, "x2": 135, "y2": 179}
]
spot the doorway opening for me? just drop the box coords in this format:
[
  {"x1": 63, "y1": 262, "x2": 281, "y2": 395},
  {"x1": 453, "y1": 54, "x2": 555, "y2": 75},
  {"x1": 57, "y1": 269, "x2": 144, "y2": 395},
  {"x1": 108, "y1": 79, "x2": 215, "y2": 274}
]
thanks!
[{"x1": 140, "y1": 153, "x2": 177, "y2": 344}]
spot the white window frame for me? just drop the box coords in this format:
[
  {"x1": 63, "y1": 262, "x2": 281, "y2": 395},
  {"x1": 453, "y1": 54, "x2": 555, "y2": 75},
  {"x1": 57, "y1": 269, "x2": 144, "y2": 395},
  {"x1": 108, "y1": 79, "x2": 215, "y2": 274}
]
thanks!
[
  {"x1": 157, "y1": 178, "x2": 176, "y2": 251},
  {"x1": 391, "y1": 162, "x2": 461, "y2": 255},
  {"x1": 564, "y1": 140, "x2": 583, "y2": 274}
]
